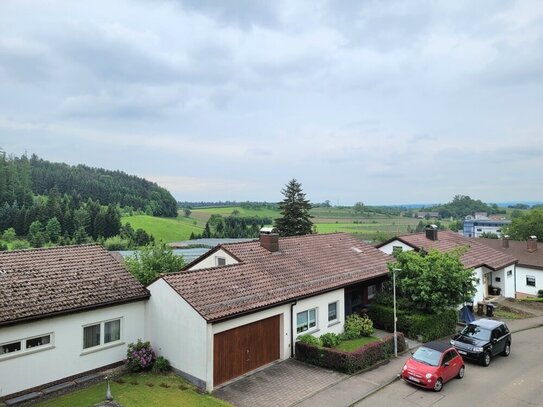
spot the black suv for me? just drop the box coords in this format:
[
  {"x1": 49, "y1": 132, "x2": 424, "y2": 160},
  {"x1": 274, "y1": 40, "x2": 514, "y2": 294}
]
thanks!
[{"x1": 450, "y1": 319, "x2": 511, "y2": 367}]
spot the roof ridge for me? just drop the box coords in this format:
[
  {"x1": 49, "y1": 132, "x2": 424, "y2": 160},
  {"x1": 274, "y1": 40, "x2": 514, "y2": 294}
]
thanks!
[{"x1": 0, "y1": 243, "x2": 102, "y2": 256}]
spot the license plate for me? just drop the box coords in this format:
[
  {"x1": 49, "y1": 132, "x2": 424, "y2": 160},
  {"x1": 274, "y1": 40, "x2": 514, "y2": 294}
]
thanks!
[
  {"x1": 458, "y1": 350, "x2": 467, "y2": 355},
  {"x1": 408, "y1": 375, "x2": 420, "y2": 383}
]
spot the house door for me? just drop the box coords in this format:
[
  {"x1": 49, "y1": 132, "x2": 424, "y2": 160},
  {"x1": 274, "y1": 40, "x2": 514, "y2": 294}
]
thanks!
[{"x1": 213, "y1": 315, "x2": 280, "y2": 387}]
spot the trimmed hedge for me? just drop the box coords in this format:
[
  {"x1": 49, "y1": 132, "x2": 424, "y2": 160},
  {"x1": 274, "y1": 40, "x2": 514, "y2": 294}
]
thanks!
[
  {"x1": 295, "y1": 333, "x2": 407, "y2": 374},
  {"x1": 367, "y1": 304, "x2": 457, "y2": 342}
]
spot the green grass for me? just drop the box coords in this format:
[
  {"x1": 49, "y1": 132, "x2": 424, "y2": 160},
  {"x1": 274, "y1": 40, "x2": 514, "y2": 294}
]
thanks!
[
  {"x1": 35, "y1": 373, "x2": 231, "y2": 407},
  {"x1": 190, "y1": 206, "x2": 279, "y2": 222},
  {"x1": 522, "y1": 297, "x2": 543, "y2": 302},
  {"x1": 493, "y1": 309, "x2": 530, "y2": 320},
  {"x1": 122, "y1": 215, "x2": 204, "y2": 243},
  {"x1": 334, "y1": 336, "x2": 380, "y2": 352}
]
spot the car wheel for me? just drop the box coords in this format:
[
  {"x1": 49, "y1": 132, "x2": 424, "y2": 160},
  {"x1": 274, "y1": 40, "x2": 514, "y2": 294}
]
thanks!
[
  {"x1": 502, "y1": 343, "x2": 511, "y2": 357},
  {"x1": 433, "y1": 378, "x2": 443, "y2": 392},
  {"x1": 482, "y1": 351, "x2": 491, "y2": 367},
  {"x1": 457, "y1": 365, "x2": 465, "y2": 379}
]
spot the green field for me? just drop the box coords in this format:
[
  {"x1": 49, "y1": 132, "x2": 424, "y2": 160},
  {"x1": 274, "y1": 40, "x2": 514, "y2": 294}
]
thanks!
[
  {"x1": 125, "y1": 206, "x2": 447, "y2": 243},
  {"x1": 122, "y1": 215, "x2": 204, "y2": 242}
]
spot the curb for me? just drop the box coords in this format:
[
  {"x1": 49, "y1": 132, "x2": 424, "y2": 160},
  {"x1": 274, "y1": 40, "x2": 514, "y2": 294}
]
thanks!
[{"x1": 511, "y1": 323, "x2": 543, "y2": 334}]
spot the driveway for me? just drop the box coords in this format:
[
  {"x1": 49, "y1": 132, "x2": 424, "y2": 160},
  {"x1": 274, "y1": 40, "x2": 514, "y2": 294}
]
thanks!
[{"x1": 213, "y1": 359, "x2": 348, "y2": 407}]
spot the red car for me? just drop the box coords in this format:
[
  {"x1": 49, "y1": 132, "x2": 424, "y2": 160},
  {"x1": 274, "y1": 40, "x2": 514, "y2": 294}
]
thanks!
[{"x1": 401, "y1": 341, "x2": 465, "y2": 392}]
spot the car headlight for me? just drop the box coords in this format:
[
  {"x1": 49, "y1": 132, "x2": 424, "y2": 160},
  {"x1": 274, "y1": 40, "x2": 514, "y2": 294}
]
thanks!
[
  {"x1": 473, "y1": 346, "x2": 484, "y2": 352},
  {"x1": 403, "y1": 364, "x2": 407, "y2": 371},
  {"x1": 425, "y1": 373, "x2": 433, "y2": 379},
  {"x1": 449, "y1": 339, "x2": 455, "y2": 345}
]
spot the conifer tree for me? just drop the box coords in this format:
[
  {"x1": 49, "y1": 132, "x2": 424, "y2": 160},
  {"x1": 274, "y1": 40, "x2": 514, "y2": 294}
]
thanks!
[{"x1": 274, "y1": 179, "x2": 313, "y2": 236}]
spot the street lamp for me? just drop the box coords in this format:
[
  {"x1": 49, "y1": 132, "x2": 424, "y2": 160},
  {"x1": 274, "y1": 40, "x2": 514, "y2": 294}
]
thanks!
[{"x1": 392, "y1": 268, "x2": 401, "y2": 358}]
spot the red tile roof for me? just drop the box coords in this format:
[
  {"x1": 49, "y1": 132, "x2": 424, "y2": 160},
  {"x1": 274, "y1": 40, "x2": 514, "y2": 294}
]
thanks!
[
  {"x1": 476, "y1": 238, "x2": 543, "y2": 270},
  {"x1": 163, "y1": 233, "x2": 392, "y2": 322},
  {"x1": 379, "y1": 230, "x2": 517, "y2": 270},
  {"x1": 0, "y1": 245, "x2": 149, "y2": 326}
]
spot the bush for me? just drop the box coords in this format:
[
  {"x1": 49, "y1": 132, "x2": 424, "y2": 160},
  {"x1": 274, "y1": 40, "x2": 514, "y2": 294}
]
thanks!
[
  {"x1": 296, "y1": 333, "x2": 407, "y2": 374},
  {"x1": 368, "y1": 304, "x2": 457, "y2": 342},
  {"x1": 343, "y1": 314, "x2": 374, "y2": 339},
  {"x1": 11, "y1": 240, "x2": 31, "y2": 250},
  {"x1": 538, "y1": 289, "x2": 543, "y2": 298},
  {"x1": 320, "y1": 333, "x2": 340, "y2": 348},
  {"x1": 152, "y1": 356, "x2": 171, "y2": 373},
  {"x1": 298, "y1": 334, "x2": 321, "y2": 347},
  {"x1": 0, "y1": 242, "x2": 7, "y2": 251},
  {"x1": 104, "y1": 235, "x2": 131, "y2": 251},
  {"x1": 126, "y1": 339, "x2": 156, "y2": 372}
]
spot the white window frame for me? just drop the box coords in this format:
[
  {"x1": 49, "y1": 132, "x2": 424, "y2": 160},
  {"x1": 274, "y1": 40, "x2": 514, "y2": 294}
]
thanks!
[
  {"x1": 327, "y1": 302, "x2": 338, "y2": 323},
  {"x1": 0, "y1": 332, "x2": 54, "y2": 361},
  {"x1": 216, "y1": 256, "x2": 226, "y2": 266},
  {"x1": 526, "y1": 275, "x2": 536, "y2": 287},
  {"x1": 296, "y1": 308, "x2": 318, "y2": 334},
  {"x1": 81, "y1": 317, "x2": 123, "y2": 354}
]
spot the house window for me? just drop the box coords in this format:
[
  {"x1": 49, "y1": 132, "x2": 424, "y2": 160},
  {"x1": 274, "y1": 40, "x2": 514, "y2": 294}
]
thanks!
[
  {"x1": 1, "y1": 333, "x2": 53, "y2": 359},
  {"x1": 526, "y1": 276, "x2": 536, "y2": 287},
  {"x1": 507, "y1": 270, "x2": 512, "y2": 277},
  {"x1": 216, "y1": 257, "x2": 226, "y2": 266},
  {"x1": 104, "y1": 320, "x2": 121, "y2": 343},
  {"x1": 297, "y1": 308, "x2": 317, "y2": 334},
  {"x1": 367, "y1": 284, "x2": 377, "y2": 300},
  {"x1": 0, "y1": 341, "x2": 21, "y2": 355},
  {"x1": 83, "y1": 324, "x2": 101, "y2": 349},
  {"x1": 26, "y1": 335, "x2": 51, "y2": 349},
  {"x1": 328, "y1": 302, "x2": 338, "y2": 322},
  {"x1": 83, "y1": 319, "x2": 122, "y2": 350},
  {"x1": 392, "y1": 246, "x2": 403, "y2": 256},
  {"x1": 495, "y1": 277, "x2": 501, "y2": 283}
]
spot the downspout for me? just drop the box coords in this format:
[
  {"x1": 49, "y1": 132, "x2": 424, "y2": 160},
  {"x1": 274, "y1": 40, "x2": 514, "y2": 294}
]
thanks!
[
  {"x1": 514, "y1": 264, "x2": 517, "y2": 299},
  {"x1": 290, "y1": 300, "x2": 297, "y2": 358}
]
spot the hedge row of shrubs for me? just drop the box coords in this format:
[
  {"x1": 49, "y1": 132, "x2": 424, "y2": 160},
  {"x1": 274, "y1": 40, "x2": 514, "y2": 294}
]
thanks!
[
  {"x1": 299, "y1": 315, "x2": 375, "y2": 348},
  {"x1": 295, "y1": 333, "x2": 407, "y2": 374},
  {"x1": 367, "y1": 304, "x2": 457, "y2": 342}
]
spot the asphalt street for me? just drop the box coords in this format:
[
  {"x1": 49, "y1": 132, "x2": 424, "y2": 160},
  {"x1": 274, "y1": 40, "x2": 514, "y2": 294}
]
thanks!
[{"x1": 356, "y1": 326, "x2": 543, "y2": 407}]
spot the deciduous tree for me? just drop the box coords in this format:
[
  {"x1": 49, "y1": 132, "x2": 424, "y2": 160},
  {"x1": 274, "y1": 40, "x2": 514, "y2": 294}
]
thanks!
[{"x1": 124, "y1": 242, "x2": 185, "y2": 285}]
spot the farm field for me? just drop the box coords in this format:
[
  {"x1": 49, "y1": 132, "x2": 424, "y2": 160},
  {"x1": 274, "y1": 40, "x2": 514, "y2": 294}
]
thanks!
[
  {"x1": 121, "y1": 215, "x2": 204, "y2": 242},
  {"x1": 189, "y1": 206, "x2": 278, "y2": 222}
]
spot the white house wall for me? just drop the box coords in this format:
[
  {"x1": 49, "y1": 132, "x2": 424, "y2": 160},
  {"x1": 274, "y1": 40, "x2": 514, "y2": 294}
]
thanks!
[
  {"x1": 516, "y1": 265, "x2": 543, "y2": 297},
  {"x1": 145, "y1": 279, "x2": 208, "y2": 388},
  {"x1": 293, "y1": 289, "x2": 345, "y2": 338},
  {"x1": 187, "y1": 249, "x2": 239, "y2": 271},
  {"x1": 0, "y1": 301, "x2": 145, "y2": 398},
  {"x1": 378, "y1": 240, "x2": 414, "y2": 255},
  {"x1": 473, "y1": 267, "x2": 485, "y2": 304}
]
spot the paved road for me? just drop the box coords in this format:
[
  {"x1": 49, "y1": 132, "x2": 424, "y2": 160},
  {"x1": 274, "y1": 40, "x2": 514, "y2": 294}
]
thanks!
[{"x1": 356, "y1": 326, "x2": 543, "y2": 407}]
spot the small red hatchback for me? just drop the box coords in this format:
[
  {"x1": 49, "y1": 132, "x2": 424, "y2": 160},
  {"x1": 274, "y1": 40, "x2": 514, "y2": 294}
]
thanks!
[{"x1": 401, "y1": 341, "x2": 465, "y2": 392}]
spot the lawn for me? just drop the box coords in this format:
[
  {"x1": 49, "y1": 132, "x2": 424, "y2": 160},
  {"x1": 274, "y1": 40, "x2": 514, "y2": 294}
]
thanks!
[
  {"x1": 35, "y1": 373, "x2": 231, "y2": 407},
  {"x1": 522, "y1": 297, "x2": 543, "y2": 303},
  {"x1": 121, "y1": 215, "x2": 204, "y2": 243},
  {"x1": 190, "y1": 206, "x2": 279, "y2": 222},
  {"x1": 334, "y1": 336, "x2": 380, "y2": 352},
  {"x1": 493, "y1": 308, "x2": 531, "y2": 320}
]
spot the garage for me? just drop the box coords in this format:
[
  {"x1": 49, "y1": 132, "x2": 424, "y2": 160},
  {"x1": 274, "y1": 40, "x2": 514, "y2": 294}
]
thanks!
[{"x1": 213, "y1": 314, "x2": 280, "y2": 386}]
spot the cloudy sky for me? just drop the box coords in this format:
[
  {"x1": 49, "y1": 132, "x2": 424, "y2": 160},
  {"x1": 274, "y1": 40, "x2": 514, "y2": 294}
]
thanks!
[{"x1": 1, "y1": 0, "x2": 542, "y2": 205}]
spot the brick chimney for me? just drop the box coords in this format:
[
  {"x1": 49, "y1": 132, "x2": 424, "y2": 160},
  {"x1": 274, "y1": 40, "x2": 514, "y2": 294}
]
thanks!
[
  {"x1": 260, "y1": 227, "x2": 279, "y2": 252},
  {"x1": 527, "y1": 236, "x2": 537, "y2": 253},
  {"x1": 425, "y1": 224, "x2": 438, "y2": 241},
  {"x1": 502, "y1": 235, "x2": 509, "y2": 249}
]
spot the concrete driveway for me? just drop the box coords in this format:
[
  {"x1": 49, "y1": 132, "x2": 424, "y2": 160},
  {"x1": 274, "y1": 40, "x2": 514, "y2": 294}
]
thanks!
[{"x1": 213, "y1": 359, "x2": 348, "y2": 407}]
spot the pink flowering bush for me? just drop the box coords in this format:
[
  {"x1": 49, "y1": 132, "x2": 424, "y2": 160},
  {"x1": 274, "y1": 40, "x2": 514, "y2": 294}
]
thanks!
[{"x1": 126, "y1": 339, "x2": 156, "y2": 372}]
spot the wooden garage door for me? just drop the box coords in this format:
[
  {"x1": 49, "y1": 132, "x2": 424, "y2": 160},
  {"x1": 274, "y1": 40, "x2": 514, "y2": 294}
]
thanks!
[{"x1": 213, "y1": 315, "x2": 280, "y2": 386}]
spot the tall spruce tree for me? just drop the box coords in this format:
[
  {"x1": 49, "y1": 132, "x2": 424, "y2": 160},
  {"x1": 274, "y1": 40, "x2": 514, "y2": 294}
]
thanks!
[{"x1": 274, "y1": 179, "x2": 313, "y2": 236}]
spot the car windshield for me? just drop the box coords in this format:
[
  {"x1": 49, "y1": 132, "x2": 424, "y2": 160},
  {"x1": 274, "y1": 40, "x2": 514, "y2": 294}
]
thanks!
[
  {"x1": 460, "y1": 324, "x2": 491, "y2": 341},
  {"x1": 412, "y1": 346, "x2": 442, "y2": 367}
]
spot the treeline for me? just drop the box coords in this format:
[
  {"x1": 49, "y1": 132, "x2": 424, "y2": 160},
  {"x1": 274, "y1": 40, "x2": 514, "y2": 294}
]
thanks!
[
  {"x1": 429, "y1": 195, "x2": 505, "y2": 219},
  {"x1": 0, "y1": 187, "x2": 152, "y2": 249},
  {"x1": 190, "y1": 215, "x2": 273, "y2": 239},
  {"x1": 0, "y1": 153, "x2": 177, "y2": 217},
  {"x1": 179, "y1": 201, "x2": 278, "y2": 210}
]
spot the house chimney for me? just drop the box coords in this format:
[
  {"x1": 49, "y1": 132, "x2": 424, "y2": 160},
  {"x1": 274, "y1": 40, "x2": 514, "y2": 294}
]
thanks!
[
  {"x1": 527, "y1": 236, "x2": 537, "y2": 253},
  {"x1": 502, "y1": 235, "x2": 509, "y2": 249},
  {"x1": 425, "y1": 224, "x2": 438, "y2": 241},
  {"x1": 260, "y1": 227, "x2": 279, "y2": 252}
]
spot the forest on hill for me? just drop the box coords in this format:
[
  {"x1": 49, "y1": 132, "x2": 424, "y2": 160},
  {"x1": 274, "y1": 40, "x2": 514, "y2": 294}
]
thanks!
[{"x1": 0, "y1": 152, "x2": 174, "y2": 249}]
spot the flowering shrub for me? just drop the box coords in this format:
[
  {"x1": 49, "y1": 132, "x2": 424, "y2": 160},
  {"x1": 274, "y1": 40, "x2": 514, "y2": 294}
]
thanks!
[
  {"x1": 295, "y1": 333, "x2": 406, "y2": 374},
  {"x1": 343, "y1": 314, "x2": 374, "y2": 339},
  {"x1": 126, "y1": 339, "x2": 156, "y2": 372}
]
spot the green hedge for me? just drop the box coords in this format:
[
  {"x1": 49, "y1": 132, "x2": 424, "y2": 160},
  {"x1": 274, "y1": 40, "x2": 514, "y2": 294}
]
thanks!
[
  {"x1": 367, "y1": 304, "x2": 457, "y2": 342},
  {"x1": 295, "y1": 333, "x2": 407, "y2": 374}
]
